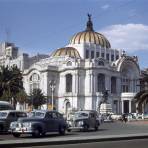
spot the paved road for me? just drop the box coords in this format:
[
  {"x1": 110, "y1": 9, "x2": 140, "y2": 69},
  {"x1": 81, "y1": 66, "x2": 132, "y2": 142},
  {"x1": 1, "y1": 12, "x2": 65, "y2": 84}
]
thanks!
[
  {"x1": 0, "y1": 121, "x2": 148, "y2": 140},
  {"x1": 18, "y1": 139, "x2": 148, "y2": 148}
]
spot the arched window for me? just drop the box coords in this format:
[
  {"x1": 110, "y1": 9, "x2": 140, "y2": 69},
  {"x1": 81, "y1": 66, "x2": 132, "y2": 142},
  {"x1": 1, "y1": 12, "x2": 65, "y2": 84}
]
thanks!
[
  {"x1": 111, "y1": 76, "x2": 116, "y2": 94},
  {"x1": 29, "y1": 73, "x2": 40, "y2": 93},
  {"x1": 67, "y1": 61, "x2": 72, "y2": 66},
  {"x1": 66, "y1": 74, "x2": 72, "y2": 92},
  {"x1": 97, "y1": 74, "x2": 105, "y2": 92}
]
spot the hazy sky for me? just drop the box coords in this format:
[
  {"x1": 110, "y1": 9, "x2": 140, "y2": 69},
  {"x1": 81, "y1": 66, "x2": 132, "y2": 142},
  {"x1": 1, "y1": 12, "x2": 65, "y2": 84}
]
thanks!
[{"x1": 0, "y1": 0, "x2": 148, "y2": 68}]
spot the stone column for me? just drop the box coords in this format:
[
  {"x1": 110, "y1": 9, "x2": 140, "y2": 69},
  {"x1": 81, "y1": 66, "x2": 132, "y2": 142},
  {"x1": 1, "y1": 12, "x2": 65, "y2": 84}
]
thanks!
[
  {"x1": 93, "y1": 74, "x2": 96, "y2": 93},
  {"x1": 105, "y1": 75, "x2": 110, "y2": 91},
  {"x1": 122, "y1": 100, "x2": 124, "y2": 114},
  {"x1": 92, "y1": 73, "x2": 95, "y2": 93},
  {"x1": 74, "y1": 73, "x2": 79, "y2": 94},
  {"x1": 116, "y1": 77, "x2": 121, "y2": 94},
  {"x1": 104, "y1": 47, "x2": 106, "y2": 60},
  {"x1": 129, "y1": 100, "x2": 131, "y2": 113},
  {"x1": 89, "y1": 74, "x2": 91, "y2": 93}
]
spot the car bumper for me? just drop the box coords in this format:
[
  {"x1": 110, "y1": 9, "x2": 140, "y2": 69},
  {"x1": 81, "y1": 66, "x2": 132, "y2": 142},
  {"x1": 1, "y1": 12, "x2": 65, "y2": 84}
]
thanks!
[
  {"x1": 68, "y1": 126, "x2": 84, "y2": 130},
  {"x1": 9, "y1": 127, "x2": 33, "y2": 134}
]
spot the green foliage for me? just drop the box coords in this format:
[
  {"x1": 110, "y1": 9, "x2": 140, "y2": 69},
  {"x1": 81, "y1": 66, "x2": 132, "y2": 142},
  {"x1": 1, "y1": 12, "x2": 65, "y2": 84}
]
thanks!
[
  {"x1": 28, "y1": 88, "x2": 46, "y2": 109},
  {"x1": 15, "y1": 89, "x2": 28, "y2": 104},
  {"x1": 0, "y1": 65, "x2": 24, "y2": 106}
]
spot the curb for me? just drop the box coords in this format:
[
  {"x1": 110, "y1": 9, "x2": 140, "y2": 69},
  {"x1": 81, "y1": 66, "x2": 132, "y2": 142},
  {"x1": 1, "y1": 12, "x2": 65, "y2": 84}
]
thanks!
[{"x1": 1, "y1": 133, "x2": 148, "y2": 147}]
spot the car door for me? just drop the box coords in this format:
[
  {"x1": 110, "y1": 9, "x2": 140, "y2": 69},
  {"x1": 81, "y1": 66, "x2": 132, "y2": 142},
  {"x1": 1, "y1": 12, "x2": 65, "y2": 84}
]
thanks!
[
  {"x1": 44, "y1": 112, "x2": 54, "y2": 132},
  {"x1": 7, "y1": 112, "x2": 17, "y2": 130},
  {"x1": 89, "y1": 112, "x2": 96, "y2": 128},
  {"x1": 51, "y1": 112, "x2": 59, "y2": 131}
]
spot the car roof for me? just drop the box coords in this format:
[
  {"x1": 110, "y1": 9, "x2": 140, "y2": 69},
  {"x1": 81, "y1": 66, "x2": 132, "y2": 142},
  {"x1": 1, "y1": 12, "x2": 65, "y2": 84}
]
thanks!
[
  {"x1": 76, "y1": 110, "x2": 97, "y2": 114},
  {"x1": 31, "y1": 110, "x2": 59, "y2": 113},
  {"x1": 0, "y1": 110, "x2": 26, "y2": 113}
]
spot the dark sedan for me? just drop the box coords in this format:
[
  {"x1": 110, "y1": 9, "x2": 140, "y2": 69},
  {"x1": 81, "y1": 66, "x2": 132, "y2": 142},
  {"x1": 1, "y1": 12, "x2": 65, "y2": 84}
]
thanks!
[
  {"x1": 0, "y1": 110, "x2": 27, "y2": 133},
  {"x1": 10, "y1": 110, "x2": 67, "y2": 137}
]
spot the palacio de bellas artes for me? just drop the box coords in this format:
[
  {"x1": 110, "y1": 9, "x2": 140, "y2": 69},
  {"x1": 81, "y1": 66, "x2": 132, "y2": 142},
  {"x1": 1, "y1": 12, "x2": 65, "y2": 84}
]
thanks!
[{"x1": 1, "y1": 14, "x2": 146, "y2": 116}]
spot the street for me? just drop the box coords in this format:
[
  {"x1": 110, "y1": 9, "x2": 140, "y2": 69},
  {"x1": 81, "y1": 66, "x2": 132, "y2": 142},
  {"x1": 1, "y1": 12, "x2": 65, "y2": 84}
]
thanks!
[
  {"x1": 18, "y1": 139, "x2": 148, "y2": 148},
  {"x1": 1, "y1": 121, "x2": 148, "y2": 140}
]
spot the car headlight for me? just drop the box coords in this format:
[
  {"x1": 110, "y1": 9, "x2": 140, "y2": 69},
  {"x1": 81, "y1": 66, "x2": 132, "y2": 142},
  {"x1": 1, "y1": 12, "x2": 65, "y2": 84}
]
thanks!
[
  {"x1": 10, "y1": 122, "x2": 17, "y2": 128},
  {"x1": 78, "y1": 121, "x2": 84, "y2": 126},
  {"x1": 67, "y1": 121, "x2": 72, "y2": 126},
  {"x1": 22, "y1": 122, "x2": 32, "y2": 128}
]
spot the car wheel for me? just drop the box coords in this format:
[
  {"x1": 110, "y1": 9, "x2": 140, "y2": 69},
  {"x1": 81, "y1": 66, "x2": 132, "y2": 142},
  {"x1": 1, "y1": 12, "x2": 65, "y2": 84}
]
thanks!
[
  {"x1": 67, "y1": 129, "x2": 71, "y2": 132},
  {"x1": 32, "y1": 128, "x2": 42, "y2": 138},
  {"x1": 12, "y1": 133, "x2": 21, "y2": 138},
  {"x1": 0, "y1": 125, "x2": 3, "y2": 132},
  {"x1": 83, "y1": 125, "x2": 88, "y2": 132},
  {"x1": 95, "y1": 124, "x2": 99, "y2": 131},
  {"x1": 59, "y1": 126, "x2": 66, "y2": 135}
]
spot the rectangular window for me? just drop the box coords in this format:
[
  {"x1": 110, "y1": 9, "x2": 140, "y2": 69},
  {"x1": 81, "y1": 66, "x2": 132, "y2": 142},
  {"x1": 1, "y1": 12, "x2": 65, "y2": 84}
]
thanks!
[
  {"x1": 101, "y1": 53, "x2": 104, "y2": 58},
  {"x1": 111, "y1": 55, "x2": 114, "y2": 61},
  {"x1": 86, "y1": 50, "x2": 89, "y2": 59},
  {"x1": 122, "y1": 85, "x2": 129, "y2": 92},
  {"x1": 96, "y1": 52, "x2": 100, "y2": 58},
  {"x1": 91, "y1": 51, "x2": 94, "y2": 59},
  {"x1": 106, "y1": 53, "x2": 109, "y2": 61},
  {"x1": 116, "y1": 55, "x2": 119, "y2": 60}
]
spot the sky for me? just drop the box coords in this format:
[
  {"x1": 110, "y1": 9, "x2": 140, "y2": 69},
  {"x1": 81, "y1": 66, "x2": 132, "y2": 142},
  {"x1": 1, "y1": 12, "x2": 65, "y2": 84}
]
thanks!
[{"x1": 0, "y1": 0, "x2": 148, "y2": 69}]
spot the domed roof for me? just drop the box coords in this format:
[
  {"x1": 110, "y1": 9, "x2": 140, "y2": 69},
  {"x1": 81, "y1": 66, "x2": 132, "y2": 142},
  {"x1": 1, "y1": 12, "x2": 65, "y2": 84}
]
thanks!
[
  {"x1": 69, "y1": 14, "x2": 111, "y2": 49},
  {"x1": 52, "y1": 47, "x2": 81, "y2": 58}
]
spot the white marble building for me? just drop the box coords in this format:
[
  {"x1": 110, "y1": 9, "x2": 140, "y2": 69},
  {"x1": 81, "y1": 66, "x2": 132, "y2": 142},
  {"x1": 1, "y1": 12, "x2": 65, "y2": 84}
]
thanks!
[{"x1": 0, "y1": 15, "x2": 140, "y2": 114}]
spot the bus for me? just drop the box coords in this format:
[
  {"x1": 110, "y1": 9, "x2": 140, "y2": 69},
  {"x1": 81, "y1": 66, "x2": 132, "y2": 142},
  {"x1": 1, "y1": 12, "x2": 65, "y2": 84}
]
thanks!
[{"x1": 0, "y1": 101, "x2": 14, "y2": 110}]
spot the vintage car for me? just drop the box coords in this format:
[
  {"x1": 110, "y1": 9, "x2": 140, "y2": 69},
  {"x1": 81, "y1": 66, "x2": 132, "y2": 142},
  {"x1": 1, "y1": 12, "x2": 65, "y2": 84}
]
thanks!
[
  {"x1": 67, "y1": 110, "x2": 100, "y2": 132},
  {"x1": 0, "y1": 110, "x2": 27, "y2": 133},
  {"x1": 10, "y1": 110, "x2": 67, "y2": 137}
]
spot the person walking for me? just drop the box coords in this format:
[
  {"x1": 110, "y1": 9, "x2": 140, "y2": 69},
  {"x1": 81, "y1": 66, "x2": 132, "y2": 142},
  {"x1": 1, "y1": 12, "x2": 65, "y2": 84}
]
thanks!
[{"x1": 122, "y1": 114, "x2": 127, "y2": 123}]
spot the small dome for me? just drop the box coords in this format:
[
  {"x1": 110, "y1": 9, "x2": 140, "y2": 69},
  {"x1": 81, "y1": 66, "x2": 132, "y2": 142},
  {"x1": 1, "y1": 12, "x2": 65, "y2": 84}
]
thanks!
[
  {"x1": 69, "y1": 14, "x2": 111, "y2": 49},
  {"x1": 51, "y1": 47, "x2": 81, "y2": 58}
]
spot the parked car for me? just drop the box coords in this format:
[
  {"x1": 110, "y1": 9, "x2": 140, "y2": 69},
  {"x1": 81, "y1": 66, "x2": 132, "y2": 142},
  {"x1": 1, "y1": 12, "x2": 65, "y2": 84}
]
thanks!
[
  {"x1": 121, "y1": 113, "x2": 136, "y2": 122},
  {"x1": 10, "y1": 110, "x2": 67, "y2": 137},
  {"x1": 67, "y1": 110, "x2": 100, "y2": 132},
  {"x1": 131, "y1": 113, "x2": 143, "y2": 119},
  {"x1": 110, "y1": 114, "x2": 122, "y2": 121},
  {"x1": 102, "y1": 113, "x2": 113, "y2": 122},
  {"x1": 0, "y1": 101, "x2": 14, "y2": 111},
  {"x1": 0, "y1": 110, "x2": 27, "y2": 133},
  {"x1": 143, "y1": 113, "x2": 148, "y2": 119}
]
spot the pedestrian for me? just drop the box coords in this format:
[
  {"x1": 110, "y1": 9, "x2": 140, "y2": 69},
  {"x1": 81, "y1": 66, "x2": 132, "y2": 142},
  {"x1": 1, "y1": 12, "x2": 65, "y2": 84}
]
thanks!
[{"x1": 122, "y1": 114, "x2": 127, "y2": 123}]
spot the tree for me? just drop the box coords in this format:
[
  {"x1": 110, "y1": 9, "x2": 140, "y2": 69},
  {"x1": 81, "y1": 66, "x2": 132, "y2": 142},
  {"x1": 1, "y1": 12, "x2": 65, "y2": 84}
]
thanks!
[
  {"x1": 28, "y1": 88, "x2": 46, "y2": 109},
  {"x1": 15, "y1": 89, "x2": 28, "y2": 105},
  {"x1": 0, "y1": 65, "x2": 24, "y2": 108}
]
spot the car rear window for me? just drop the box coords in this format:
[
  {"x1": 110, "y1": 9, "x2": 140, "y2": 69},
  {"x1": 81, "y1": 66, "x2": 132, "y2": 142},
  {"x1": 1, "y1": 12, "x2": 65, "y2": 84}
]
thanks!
[{"x1": 16, "y1": 112, "x2": 27, "y2": 117}]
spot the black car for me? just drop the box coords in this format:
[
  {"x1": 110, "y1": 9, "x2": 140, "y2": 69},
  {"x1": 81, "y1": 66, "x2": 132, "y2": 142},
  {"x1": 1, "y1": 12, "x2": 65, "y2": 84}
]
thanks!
[
  {"x1": 10, "y1": 110, "x2": 67, "y2": 137},
  {"x1": 0, "y1": 110, "x2": 27, "y2": 133}
]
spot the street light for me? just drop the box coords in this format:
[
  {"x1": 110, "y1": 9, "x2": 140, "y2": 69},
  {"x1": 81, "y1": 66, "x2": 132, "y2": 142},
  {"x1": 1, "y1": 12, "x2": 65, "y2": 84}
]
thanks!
[{"x1": 49, "y1": 80, "x2": 56, "y2": 110}]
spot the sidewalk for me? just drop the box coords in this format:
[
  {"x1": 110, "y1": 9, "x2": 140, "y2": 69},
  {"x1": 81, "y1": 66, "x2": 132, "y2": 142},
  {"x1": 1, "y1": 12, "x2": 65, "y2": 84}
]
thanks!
[
  {"x1": 0, "y1": 133, "x2": 148, "y2": 147},
  {"x1": 128, "y1": 120, "x2": 148, "y2": 125}
]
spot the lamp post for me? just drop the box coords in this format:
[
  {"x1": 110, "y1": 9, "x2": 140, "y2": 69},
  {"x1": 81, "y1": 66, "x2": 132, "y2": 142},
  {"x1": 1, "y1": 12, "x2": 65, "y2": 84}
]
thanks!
[{"x1": 49, "y1": 80, "x2": 56, "y2": 110}]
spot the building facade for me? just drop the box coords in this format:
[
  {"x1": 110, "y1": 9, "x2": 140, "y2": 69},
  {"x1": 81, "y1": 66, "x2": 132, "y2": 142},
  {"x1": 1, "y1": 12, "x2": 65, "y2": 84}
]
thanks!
[
  {"x1": 135, "y1": 69, "x2": 148, "y2": 113},
  {"x1": 0, "y1": 15, "x2": 140, "y2": 115}
]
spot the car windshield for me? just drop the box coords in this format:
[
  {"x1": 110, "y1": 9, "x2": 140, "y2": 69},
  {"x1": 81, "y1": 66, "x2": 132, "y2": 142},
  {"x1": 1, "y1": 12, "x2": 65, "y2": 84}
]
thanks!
[
  {"x1": 0, "y1": 112, "x2": 8, "y2": 118},
  {"x1": 29, "y1": 111, "x2": 45, "y2": 118},
  {"x1": 75, "y1": 112, "x2": 89, "y2": 118}
]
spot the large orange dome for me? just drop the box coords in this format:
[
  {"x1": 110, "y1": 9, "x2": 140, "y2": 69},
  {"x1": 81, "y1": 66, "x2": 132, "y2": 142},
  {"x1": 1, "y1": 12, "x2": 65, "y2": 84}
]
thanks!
[
  {"x1": 69, "y1": 14, "x2": 111, "y2": 49},
  {"x1": 51, "y1": 47, "x2": 81, "y2": 58}
]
